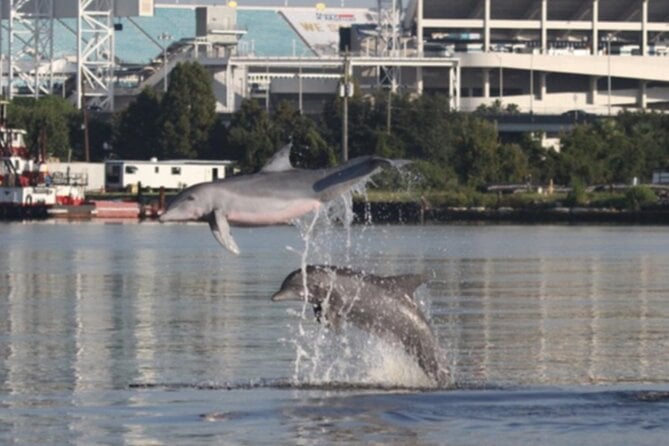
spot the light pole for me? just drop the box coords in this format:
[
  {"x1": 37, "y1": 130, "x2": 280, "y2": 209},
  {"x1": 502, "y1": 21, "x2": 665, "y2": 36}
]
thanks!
[
  {"x1": 606, "y1": 33, "x2": 612, "y2": 116},
  {"x1": 530, "y1": 50, "x2": 534, "y2": 114},
  {"x1": 493, "y1": 52, "x2": 503, "y2": 101},
  {"x1": 340, "y1": 52, "x2": 351, "y2": 162},
  {"x1": 158, "y1": 32, "x2": 172, "y2": 93}
]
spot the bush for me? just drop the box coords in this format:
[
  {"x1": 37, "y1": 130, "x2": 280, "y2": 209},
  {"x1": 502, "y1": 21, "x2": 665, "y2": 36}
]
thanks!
[
  {"x1": 624, "y1": 186, "x2": 657, "y2": 210},
  {"x1": 565, "y1": 179, "x2": 588, "y2": 207}
]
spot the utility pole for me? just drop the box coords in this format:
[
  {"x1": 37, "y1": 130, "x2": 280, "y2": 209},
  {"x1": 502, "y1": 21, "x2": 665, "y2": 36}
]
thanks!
[
  {"x1": 341, "y1": 52, "x2": 350, "y2": 162},
  {"x1": 607, "y1": 33, "x2": 612, "y2": 116},
  {"x1": 82, "y1": 76, "x2": 90, "y2": 162},
  {"x1": 386, "y1": 88, "x2": 392, "y2": 134},
  {"x1": 158, "y1": 32, "x2": 172, "y2": 93}
]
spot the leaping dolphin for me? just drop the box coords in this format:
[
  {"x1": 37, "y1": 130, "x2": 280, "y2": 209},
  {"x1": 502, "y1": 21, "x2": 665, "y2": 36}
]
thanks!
[
  {"x1": 159, "y1": 144, "x2": 410, "y2": 254},
  {"x1": 272, "y1": 265, "x2": 450, "y2": 387}
]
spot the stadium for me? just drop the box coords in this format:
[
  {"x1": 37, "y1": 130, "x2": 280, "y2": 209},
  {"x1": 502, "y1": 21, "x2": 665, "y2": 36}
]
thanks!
[
  {"x1": 1, "y1": 0, "x2": 668, "y2": 118},
  {"x1": 408, "y1": 0, "x2": 669, "y2": 115}
]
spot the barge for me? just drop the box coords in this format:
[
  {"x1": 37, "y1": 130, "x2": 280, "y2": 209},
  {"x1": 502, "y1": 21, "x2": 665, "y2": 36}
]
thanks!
[{"x1": 0, "y1": 100, "x2": 139, "y2": 220}]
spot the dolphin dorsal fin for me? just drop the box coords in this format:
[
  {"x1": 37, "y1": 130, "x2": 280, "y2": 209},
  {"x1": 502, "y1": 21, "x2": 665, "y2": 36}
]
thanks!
[
  {"x1": 373, "y1": 274, "x2": 426, "y2": 300},
  {"x1": 261, "y1": 143, "x2": 294, "y2": 173}
]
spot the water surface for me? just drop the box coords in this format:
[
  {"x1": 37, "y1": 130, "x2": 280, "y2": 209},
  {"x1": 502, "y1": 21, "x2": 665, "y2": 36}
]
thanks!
[{"x1": 1, "y1": 221, "x2": 669, "y2": 444}]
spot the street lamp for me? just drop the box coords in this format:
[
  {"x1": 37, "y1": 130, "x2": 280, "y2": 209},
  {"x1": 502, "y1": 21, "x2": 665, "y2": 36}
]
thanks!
[
  {"x1": 493, "y1": 52, "x2": 503, "y2": 101},
  {"x1": 606, "y1": 33, "x2": 612, "y2": 116},
  {"x1": 158, "y1": 32, "x2": 173, "y2": 93}
]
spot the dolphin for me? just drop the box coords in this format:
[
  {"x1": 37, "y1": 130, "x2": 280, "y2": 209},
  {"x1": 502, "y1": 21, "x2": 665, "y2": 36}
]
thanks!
[
  {"x1": 271, "y1": 265, "x2": 450, "y2": 387},
  {"x1": 159, "y1": 144, "x2": 410, "y2": 254}
]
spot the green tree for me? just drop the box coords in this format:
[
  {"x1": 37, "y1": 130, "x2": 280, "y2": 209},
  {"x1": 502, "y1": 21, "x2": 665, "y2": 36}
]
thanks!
[
  {"x1": 226, "y1": 99, "x2": 276, "y2": 172},
  {"x1": 558, "y1": 123, "x2": 607, "y2": 185},
  {"x1": 450, "y1": 115, "x2": 500, "y2": 188},
  {"x1": 160, "y1": 61, "x2": 216, "y2": 159},
  {"x1": 497, "y1": 143, "x2": 530, "y2": 183},
  {"x1": 272, "y1": 101, "x2": 335, "y2": 168},
  {"x1": 8, "y1": 96, "x2": 79, "y2": 160},
  {"x1": 114, "y1": 88, "x2": 162, "y2": 159},
  {"x1": 600, "y1": 119, "x2": 643, "y2": 185}
]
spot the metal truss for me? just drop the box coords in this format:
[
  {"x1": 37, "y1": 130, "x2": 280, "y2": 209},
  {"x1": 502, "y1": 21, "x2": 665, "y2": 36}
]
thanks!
[
  {"x1": 376, "y1": 0, "x2": 402, "y2": 91},
  {"x1": 1, "y1": 0, "x2": 54, "y2": 99},
  {"x1": 76, "y1": 0, "x2": 114, "y2": 111}
]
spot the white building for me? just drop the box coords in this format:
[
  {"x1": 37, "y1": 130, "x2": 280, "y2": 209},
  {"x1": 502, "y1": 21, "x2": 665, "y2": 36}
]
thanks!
[{"x1": 404, "y1": 0, "x2": 669, "y2": 114}]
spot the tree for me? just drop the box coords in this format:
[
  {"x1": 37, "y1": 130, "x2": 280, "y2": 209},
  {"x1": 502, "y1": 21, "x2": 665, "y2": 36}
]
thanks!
[
  {"x1": 558, "y1": 123, "x2": 607, "y2": 185},
  {"x1": 8, "y1": 96, "x2": 79, "y2": 160},
  {"x1": 450, "y1": 115, "x2": 500, "y2": 188},
  {"x1": 272, "y1": 101, "x2": 335, "y2": 168},
  {"x1": 114, "y1": 88, "x2": 162, "y2": 159},
  {"x1": 226, "y1": 99, "x2": 276, "y2": 172},
  {"x1": 160, "y1": 61, "x2": 217, "y2": 159},
  {"x1": 497, "y1": 143, "x2": 530, "y2": 183}
]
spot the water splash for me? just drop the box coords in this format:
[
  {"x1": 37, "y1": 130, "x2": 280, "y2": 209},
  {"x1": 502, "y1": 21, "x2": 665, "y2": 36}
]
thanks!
[{"x1": 284, "y1": 186, "x2": 444, "y2": 389}]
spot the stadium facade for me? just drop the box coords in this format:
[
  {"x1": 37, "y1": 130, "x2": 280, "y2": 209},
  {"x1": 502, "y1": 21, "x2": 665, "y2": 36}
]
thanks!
[{"x1": 405, "y1": 0, "x2": 669, "y2": 114}]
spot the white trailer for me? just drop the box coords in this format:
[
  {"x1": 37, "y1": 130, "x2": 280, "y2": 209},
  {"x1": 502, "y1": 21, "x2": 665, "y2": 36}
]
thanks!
[{"x1": 104, "y1": 159, "x2": 234, "y2": 191}]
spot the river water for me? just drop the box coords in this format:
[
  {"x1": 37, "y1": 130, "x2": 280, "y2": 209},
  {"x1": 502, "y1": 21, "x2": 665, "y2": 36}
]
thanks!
[{"x1": 1, "y1": 220, "x2": 669, "y2": 445}]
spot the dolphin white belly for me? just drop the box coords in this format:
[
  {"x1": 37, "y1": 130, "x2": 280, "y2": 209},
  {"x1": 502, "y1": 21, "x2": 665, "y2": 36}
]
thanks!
[{"x1": 226, "y1": 199, "x2": 322, "y2": 226}]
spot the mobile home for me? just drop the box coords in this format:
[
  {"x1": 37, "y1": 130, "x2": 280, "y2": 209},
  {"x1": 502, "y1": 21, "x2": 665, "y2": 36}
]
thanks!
[{"x1": 105, "y1": 159, "x2": 234, "y2": 191}]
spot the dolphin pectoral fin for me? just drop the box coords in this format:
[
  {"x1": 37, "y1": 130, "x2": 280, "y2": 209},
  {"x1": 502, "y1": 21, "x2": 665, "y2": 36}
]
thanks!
[{"x1": 208, "y1": 210, "x2": 240, "y2": 255}]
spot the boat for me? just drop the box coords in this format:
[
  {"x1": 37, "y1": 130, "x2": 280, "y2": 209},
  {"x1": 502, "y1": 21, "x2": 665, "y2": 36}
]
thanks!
[{"x1": 0, "y1": 100, "x2": 88, "y2": 220}]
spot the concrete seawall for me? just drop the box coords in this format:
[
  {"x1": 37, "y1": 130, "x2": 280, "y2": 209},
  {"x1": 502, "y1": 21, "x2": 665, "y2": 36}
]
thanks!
[{"x1": 352, "y1": 202, "x2": 669, "y2": 225}]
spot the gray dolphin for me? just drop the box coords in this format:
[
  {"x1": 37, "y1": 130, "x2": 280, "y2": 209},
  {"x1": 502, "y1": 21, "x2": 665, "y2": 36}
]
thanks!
[
  {"x1": 272, "y1": 265, "x2": 450, "y2": 387},
  {"x1": 159, "y1": 144, "x2": 410, "y2": 254}
]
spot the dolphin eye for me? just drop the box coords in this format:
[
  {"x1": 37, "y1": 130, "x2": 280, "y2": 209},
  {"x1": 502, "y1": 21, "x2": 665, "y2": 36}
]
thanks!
[{"x1": 186, "y1": 196, "x2": 195, "y2": 201}]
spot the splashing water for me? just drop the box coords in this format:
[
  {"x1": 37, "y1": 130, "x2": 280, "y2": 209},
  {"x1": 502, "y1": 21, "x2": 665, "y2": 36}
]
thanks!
[{"x1": 284, "y1": 186, "x2": 444, "y2": 389}]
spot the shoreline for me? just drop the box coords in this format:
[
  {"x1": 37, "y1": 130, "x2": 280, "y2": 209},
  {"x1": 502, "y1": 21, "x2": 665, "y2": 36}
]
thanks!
[
  {"x1": 352, "y1": 201, "x2": 669, "y2": 225},
  {"x1": 3, "y1": 196, "x2": 669, "y2": 225}
]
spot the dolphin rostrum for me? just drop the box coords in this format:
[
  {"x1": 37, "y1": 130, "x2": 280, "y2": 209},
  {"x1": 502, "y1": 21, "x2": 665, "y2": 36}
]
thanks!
[
  {"x1": 159, "y1": 144, "x2": 410, "y2": 254},
  {"x1": 272, "y1": 265, "x2": 450, "y2": 387}
]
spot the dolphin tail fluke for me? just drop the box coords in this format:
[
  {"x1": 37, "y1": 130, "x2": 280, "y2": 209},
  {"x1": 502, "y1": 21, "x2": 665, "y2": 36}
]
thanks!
[
  {"x1": 313, "y1": 156, "x2": 411, "y2": 202},
  {"x1": 209, "y1": 210, "x2": 241, "y2": 255}
]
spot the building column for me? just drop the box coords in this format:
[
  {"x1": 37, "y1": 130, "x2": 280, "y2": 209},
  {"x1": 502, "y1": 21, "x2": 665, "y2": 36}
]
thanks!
[
  {"x1": 588, "y1": 76, "x2": 598, "y2": 105},
  {"x1": 498, "y1": 63, "x2": 504, "y2": 100},
  {"x1": 417, "y1": 0, "x2": 423, "y2": 54},
  {"x1": 539, "y1": 72, "x2": 547, "y2": 101},
  {"x1": 483, "y1": 68, "x2": 490, "y2": 98},
  {"x1": 484, "y1": 0, "x2": 491, "y2": 52},
  {"x1": 638, "y1": 80, "x2": 647, "y2": 108},
  {"x1": 449, "y1": 66, "x2": 455, "y2": 105},
  {"x1": 641, "y1": 0, "x2": 648, "y2": 56},
  {"x1": 226, "y1": 63, "x2": 233, "y2": 111},
  {"x1": 541, "y1": 0, "x2": 547, "y2": 54},
  {"x1": 451, "y1": 64, "x2": 461, "y2": 110},
  {"x1": 592, "y1": 0, "x2": 599, "y2": 55}
]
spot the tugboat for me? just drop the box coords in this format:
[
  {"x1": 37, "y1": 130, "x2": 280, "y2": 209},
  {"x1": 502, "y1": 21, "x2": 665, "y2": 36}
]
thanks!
[{"x1": 0, "y1": 100, "x2": 87, "y2": 220}]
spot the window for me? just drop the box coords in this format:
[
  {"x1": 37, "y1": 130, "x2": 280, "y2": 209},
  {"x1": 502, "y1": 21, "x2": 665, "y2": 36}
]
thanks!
[
  {"x1": 155, "y1": 167, "x2": 159, "y2": 174},
  {"x1": 171, "y1": 167, "x2": 181, "y2": 175},
  {"x1": 125, "y1": 165, "x2": 138, "y2": 174},
  {"x1": 106, "y1": 164, "x2": 121, "y2": 183}
]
